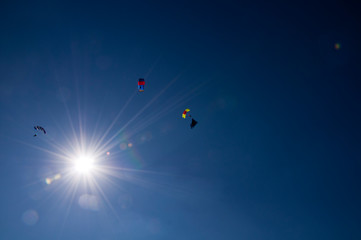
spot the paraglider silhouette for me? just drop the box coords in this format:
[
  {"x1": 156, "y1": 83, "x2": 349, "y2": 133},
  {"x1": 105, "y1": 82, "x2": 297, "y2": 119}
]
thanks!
[
  {"x1": 138, "y1": 78, "x2": 145, "y2": 92},
  {"x1": 33, "y1": 126, "x2": 46, "y2": 137},
  {"x1": 190, "y1": 118, "x2": 198, "y2": 129},
  {"x1": 182, "y1": 109, "x2": 198, "y2": 129}
]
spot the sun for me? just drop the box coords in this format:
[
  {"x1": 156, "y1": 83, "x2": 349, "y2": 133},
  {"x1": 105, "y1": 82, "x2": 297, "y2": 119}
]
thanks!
[{"x1": 74, "y1": 155, "x2": 95, "y2": 174}]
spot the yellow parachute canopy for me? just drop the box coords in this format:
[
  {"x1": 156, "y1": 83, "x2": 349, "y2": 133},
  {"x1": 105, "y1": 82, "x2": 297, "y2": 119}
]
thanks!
[{"x1": 182, "y1": 109, "x2": 190, "y2": 118}]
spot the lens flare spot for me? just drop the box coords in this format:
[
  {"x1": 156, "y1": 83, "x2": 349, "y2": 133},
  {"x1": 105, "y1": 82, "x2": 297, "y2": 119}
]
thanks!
[
  {"x1": 45, "y1": 173, "x2": 62, "y2": 184},
  {"x1": 118, "y1": 194, "x2": 133, "y2": 209},
  {"x1": 45, "y1": 178, "x2": 52, "y2": 185},
  {"x1": 22, "y1": 209, "x2": 39, "y2": 226},
  {"x1": 78, "y1": 194, "x2": 100, "y2": 211},
  {"x1": 120, "y1": 143, "x2": 127, "y2": 150}
]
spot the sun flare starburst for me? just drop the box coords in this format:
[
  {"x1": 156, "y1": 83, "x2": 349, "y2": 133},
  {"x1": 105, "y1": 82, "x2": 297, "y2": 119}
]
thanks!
[
  {"x1": 22, "y1": 74, "x2": 201, "y2": 224},
  {"x1": 73, "y1": 155, "x2": 95, "y2": 174}
]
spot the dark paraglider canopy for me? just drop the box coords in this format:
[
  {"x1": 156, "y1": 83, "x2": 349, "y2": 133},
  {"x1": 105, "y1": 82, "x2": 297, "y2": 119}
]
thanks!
[
  {"x1": 34, "y1": 126, "x2": 46, "y2": 136},
  {"x1": 190, "y1": 118, "x2": 198, "y2": 129}
]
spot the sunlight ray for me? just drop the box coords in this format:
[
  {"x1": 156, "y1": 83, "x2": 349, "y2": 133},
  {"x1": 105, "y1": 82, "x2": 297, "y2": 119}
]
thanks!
[{"x1": 95, "y1": 72, "x2": 183, "y2": 153}]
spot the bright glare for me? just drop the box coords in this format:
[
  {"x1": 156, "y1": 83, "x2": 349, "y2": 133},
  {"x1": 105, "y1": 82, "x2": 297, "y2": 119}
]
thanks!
[{"x1": 74, "y1": 155, "x2": 94, "y2": 174}]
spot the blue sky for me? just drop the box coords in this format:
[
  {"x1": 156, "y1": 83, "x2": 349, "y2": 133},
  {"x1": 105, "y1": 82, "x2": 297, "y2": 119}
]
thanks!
[{"x1": 0, "y1": 1, "x2": 360, "y2": 239}]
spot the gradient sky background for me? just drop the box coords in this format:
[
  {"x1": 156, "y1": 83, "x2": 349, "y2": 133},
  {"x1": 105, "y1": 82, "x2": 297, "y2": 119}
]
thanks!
[{"x1": 1, "y1": 1, "x2": 360, "y2": 240}]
